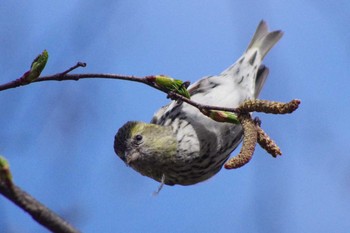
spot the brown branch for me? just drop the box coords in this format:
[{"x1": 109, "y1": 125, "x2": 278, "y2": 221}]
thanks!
[
  {"x1": 0, "y1": 62, "x2": 153, "y2": 92},
  {"x1": 0, "y1": 183, "x2": 80, "y2": 233},
  {"x1": 0, "y1": 157, "x2": 80, "y2": 233},
  {"x1": 168, "y1": 91, "x2": 241, "y2": 113},
  {"x1": 168, "y1": 92, "x2": 301, "y2": 116},
  {"x1": 53, "y1": 62, "x2": 87, "y2": 77},
  {"x1": 0, "y1": 63, "x2": 301, "y2": 116}
]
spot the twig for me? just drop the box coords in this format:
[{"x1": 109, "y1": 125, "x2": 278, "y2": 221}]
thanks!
[
  {"x1": 0, "y1": 64, "x2": 300, "y2": 116},
  {"x1": 53, "y1": 62, "x2": 87, "y2": 77},
  {"x1": 36, "y1": 73, "x2": 149, "y2": 84},
  {"x1": 168, "y1": 91, "x2": 241, "y2": 113}
]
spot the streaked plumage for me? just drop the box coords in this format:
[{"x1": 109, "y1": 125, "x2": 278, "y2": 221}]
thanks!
[{"x1": 115, "y1": 21, "x2": 283, "y2": 185}]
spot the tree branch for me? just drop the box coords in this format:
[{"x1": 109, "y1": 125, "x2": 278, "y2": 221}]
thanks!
[{"x1": 0, "y1": 156, "x2": 80, "y2": 233}]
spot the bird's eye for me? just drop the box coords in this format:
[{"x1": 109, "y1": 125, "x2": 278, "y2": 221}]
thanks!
[{"x1": 134, "y1": 134, "x2": 143, "y2": 143}]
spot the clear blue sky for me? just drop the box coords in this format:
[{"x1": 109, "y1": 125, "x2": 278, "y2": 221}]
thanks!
[{"x1": 1, "y1": 1, "x2": 350, "y2": 232}]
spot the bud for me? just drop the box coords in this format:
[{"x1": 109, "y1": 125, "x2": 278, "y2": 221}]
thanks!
[{"x1": 146, "y1": 75, "x2": 191, "y2": 99}]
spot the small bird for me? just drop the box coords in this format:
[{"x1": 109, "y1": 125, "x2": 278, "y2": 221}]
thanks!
[{"x1": 114, "y1": 21, "x2": 283, "y2": 186}]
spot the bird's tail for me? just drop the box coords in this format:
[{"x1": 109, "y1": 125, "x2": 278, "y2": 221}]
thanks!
[
  {"x1": 248, "y1": 21, "x2": 283, "y2": 97},
  {"x1": 246, "y1": 20, "x2": 283, "y2": 60}
]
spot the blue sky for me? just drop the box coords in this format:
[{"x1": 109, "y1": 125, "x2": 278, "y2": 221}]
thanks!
[{"x1": 1, "y1": 1, "x2": 350, "y2": 232}]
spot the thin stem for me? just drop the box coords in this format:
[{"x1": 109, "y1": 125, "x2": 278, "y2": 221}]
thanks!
[
  {"x1": 168, "y1": 91, "x2": 240, "y2": 113},
  {"x1": 53, "y1": 62, "x2": 87, "y2": 77},
  {"x1": 0, "y1": 70, "x2": 300, "y2": 117}
]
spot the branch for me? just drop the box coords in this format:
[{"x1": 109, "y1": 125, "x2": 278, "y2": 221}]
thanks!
[
  {"x1": 0, "y1": 156, "x2": 80, "y2": 233},
  {"x1": 0, "y1": 71, "x2": 148, "y2": 92}
]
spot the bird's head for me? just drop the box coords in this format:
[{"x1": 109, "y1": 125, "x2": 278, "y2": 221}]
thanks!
[{"x1": 114, "y1": 121, "x2": 177, "y2": 170}]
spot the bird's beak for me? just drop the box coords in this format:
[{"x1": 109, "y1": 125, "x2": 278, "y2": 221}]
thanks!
[{"x1": 125, "y1": 150, "x2": 139, "y2": 166}]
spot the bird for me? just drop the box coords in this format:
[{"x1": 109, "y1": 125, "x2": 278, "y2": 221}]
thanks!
[{"x1": 114, "y1": 20, "x2": 283, "y2": 186}]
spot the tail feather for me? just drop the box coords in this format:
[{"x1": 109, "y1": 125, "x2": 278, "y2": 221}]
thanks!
[
  {"x1": 247, "y1": 20, "x2": 283, "y2": 59},
  {"x1": 254, "y1": 65, "x2": 269, "y2": 98}
]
